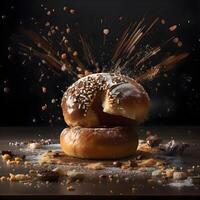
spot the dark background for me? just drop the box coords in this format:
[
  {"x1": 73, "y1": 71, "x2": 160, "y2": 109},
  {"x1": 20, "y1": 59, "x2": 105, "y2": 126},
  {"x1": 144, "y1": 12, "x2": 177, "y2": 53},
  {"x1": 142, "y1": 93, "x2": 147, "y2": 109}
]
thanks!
[{"x1": 0, "y1": 0, "x2": 200, "y2": 126}]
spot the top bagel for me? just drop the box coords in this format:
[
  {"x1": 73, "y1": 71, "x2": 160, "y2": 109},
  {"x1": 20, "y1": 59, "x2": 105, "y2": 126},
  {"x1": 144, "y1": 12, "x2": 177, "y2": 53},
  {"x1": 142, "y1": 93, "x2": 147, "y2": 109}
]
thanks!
[{"x1": 61, "y1": 73, "x2": 150, "y2": 128}]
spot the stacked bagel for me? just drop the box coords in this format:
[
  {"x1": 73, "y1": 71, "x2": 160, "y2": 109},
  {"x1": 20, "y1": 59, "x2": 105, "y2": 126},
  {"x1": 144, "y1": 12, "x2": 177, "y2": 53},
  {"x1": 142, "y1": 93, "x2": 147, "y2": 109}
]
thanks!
[{"x1": 60, "y1": 73, "x2": 150, "y2": 159}]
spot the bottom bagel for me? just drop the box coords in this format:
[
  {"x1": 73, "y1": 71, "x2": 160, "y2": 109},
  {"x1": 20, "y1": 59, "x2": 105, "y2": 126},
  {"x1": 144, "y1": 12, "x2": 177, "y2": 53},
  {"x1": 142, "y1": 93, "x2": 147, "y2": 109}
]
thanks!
[{"x1": 60, "y1": 126, "x2": 138, "y2": 159}]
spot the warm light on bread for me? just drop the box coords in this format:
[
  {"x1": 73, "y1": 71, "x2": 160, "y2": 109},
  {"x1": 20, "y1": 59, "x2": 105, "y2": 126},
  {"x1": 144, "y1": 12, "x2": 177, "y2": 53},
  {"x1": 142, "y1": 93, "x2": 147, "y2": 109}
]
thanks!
[
  {"x1": 61, "y1": 73, "x2": 150, "y2": 128},
  {"x1": 60, "y1": 126, "x2": 138, "y2": 159},
  {"x1": 60, "y1": 73, "x2": 150, "y2": 159}
]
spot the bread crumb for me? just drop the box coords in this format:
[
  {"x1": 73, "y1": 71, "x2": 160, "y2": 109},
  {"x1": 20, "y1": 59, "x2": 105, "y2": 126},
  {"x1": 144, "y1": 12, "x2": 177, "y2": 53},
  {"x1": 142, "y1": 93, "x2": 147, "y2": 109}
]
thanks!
[
  {"x1": 15, "y1": 157, "x2": 22, "y2": 162},
  {"x1": 103, "y1": 28, "x2": 110, "y2": 35},
  {"x1": 67, "y1": 185, "x2": 75, "y2": 191},
  {"x1": 29, "y1": 142, "x2": 41, "y2": 150},
  {"x1": 169, "y1": 25, "x2": 177, "y2": 31},
  {"x1": 2, "y1": 154, "x2": 11, "y2": 161},
  {"x1": 69, "y1": 9, "x2": 75, "y2": 14},
  {"x1": 6, "y1": 160, "x2": 18, "y2": 165},
  {"x1": 9, "y1": 173, "x2": 29, "y2": 182},
  {"x1": 85, "y1": 162, "x2": 105, "y2": 170},
  {"x1": 0, "y1": 176, "x2": 6, "y2": 181},
  {"x1": 138, "y1": 158, "x2": 163, "y2": 167},
  {"x1": 165, "y1": 168, "x2": 175, "y2": 178}
]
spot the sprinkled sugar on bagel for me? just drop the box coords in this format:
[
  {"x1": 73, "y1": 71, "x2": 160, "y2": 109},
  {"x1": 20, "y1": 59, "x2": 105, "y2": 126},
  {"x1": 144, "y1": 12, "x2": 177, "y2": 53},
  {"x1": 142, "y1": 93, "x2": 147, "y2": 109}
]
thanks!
[{"x1": 61, "y1": 73, "x2": 150, "y2": 128}]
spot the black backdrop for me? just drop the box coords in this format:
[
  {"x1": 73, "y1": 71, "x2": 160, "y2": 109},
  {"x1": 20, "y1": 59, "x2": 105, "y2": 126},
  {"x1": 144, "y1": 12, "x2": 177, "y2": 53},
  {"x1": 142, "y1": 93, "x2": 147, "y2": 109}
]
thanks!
[{"x1": 0, "y1": 0, "x2": 200, "y2": 126}]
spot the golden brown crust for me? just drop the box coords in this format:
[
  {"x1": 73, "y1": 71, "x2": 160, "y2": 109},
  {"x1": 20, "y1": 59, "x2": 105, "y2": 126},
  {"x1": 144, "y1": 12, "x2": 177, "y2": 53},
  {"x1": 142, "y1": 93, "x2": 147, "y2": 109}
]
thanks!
[
  {"x1": 60, "y1": 126, "x2": 138, "y2": 159},
  {"x1": 61, "y1": 73, "x2": 150, "y2": 127}
]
